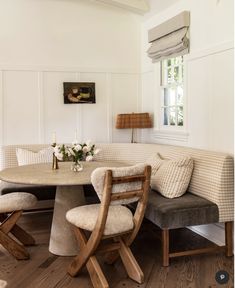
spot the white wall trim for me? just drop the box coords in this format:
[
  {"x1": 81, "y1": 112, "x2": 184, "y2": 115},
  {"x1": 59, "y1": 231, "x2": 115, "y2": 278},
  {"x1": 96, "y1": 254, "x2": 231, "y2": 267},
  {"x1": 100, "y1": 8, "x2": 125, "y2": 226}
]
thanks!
[
  {"x1": 186, "y1": 41, "x2": 234, "y2": 62},
  {"x1": 37, "y1": 72, "x2": 44, "y2": 144},
  {"x1": 96, "y1": 0, "x2": 149, "y2": 14},
  {"x1": 142, "y1": 68, "x2": 154, "y2": 74},
  {"x1": 142, "y1": 41, "x2": 234, "y2": 74},
  {"x1": 106, "y1": 73, "x2": 113, "y2": 143},
  {"x1": 151, "y1": 130, "x2": 189, "y2": 142},
  {"x1": 0, "y1": 65, "x2": 140, "y2": 75},
  {"x1": 75, "y1": 72, "x2": 83, "y2": 142},
  {"x1": 0, "y1": 71, "x2": 3, "y2": 145},
  {"x1": 188, "y1": 224, "x2": 225, "y2": 246},
  {"x1": 1, "y1": 71, "x2": 5, "y2": 146}
]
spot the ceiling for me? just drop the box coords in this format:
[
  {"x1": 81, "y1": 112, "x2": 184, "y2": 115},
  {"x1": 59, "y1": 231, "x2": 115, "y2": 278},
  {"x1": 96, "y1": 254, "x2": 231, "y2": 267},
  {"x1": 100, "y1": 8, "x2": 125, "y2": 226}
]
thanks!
[
  {"x1": 94, "y1": 0, "x2": 180, "y2": 15},
  {"x1": 95, "y1": 0, "x2": 149, "y2": 14}
]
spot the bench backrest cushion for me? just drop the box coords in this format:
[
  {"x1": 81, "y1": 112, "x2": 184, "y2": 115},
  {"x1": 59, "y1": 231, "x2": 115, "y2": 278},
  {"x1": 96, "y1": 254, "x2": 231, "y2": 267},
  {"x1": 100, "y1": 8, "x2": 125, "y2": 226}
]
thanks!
[
  {"x1": 0, "y1": 144, "x2": 50, "y2": 170},
  {"x1": 0, "y1": 143, "x2": 233, "y2": 223},
  {"x1": 95, "y1": 143, "x2": 234, "y2": 223}
]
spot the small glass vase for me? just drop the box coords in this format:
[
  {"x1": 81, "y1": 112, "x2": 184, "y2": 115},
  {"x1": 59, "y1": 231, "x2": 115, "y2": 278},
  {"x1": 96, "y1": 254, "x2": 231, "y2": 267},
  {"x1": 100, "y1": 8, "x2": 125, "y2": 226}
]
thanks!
[{"x1": 71, "y1": 161, "x2": 83, "y2": 172}]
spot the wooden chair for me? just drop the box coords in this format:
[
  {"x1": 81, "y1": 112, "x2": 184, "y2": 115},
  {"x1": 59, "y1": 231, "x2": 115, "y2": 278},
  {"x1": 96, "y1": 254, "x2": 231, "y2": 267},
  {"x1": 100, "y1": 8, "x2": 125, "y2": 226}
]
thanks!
[
  {"x1": 0, "y1": 192, "x2": 37, "y2": 260},
  {"x1": 66, "y1": 164, "x2": 151, "y2": 288}
]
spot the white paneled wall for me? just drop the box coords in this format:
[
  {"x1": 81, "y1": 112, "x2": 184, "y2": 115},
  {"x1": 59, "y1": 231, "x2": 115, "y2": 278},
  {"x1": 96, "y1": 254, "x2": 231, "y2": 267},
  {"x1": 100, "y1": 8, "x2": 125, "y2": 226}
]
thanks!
[
  {"x1": 0, "y1": 0, "x2": 141, "y2": 145},
  {"x1": 3, "y1": 71, "x2": 40, "y2": 144},
  {"x1": 187, "y1": 47, "x2": 234, "y2": 152},
  {"x1": 111, "y1": 73, "x2": 140, "y2": 142},
  {"x1": 0, "y1": 68, "x2": 140, "y2": 145},
  {"x1": 141, "y1": 0, "x2": 234, "y2": 153}
]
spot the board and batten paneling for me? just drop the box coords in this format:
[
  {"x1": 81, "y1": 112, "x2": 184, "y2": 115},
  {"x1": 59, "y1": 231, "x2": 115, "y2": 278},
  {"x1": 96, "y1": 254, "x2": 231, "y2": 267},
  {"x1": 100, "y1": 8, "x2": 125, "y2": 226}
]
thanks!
[
  {"x1": 0, "y1": 69, "x2": 140, "y2": 145},
  {"x1": 111, "y1": 73, "x2": 140, "y2": 143},
  {"x1": 3, "y1": 71, "x2": 40, "y2": 144},
  {"x1": 187, "y1": 48, "x2": 234, "y2": 153},
  {"x1": 80, "y1": 72, "x2": 109, "y2": 143},
  {"x1": 43, "y1": 71, "x2": 78, "y2": 144},
  {"x1": 209, "y1": 49, "x2": 234, "y2": 152}
]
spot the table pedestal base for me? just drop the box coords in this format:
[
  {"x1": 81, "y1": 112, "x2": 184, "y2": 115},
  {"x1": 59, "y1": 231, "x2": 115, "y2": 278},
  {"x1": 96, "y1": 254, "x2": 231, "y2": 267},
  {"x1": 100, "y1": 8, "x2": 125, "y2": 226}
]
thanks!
[{"x1": 49, "y1": 185, "x2": 86, "y2": 256}]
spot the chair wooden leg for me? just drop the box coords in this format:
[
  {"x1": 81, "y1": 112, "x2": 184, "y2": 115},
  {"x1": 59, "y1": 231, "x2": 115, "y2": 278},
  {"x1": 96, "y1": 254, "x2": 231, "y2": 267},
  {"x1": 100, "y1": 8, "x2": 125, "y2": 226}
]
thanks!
[
  {"x1": 162, "y1": 229, "x2": 169, "y2": 267},
  {"x1": 225, "y1": 221, "x2": 233, "y2": 257},
  {"x1": 0, "y1": 229, "x2": 29, "y2": 260},
  {"x1": 67, "y1": 229, "x2": 88, "y2": 277},
  {"x1": 11, "y1": 224, "x2": 35, "y2": 246},
  {"x1": 118, "y1": 238, "x2": 144, "y2": 284},
  {"x1": 0, "y1": 211, "x2": 22, "y2": 234},
  {"x1": 86, "y1": 256, "x2": 109, "y2": 288}
]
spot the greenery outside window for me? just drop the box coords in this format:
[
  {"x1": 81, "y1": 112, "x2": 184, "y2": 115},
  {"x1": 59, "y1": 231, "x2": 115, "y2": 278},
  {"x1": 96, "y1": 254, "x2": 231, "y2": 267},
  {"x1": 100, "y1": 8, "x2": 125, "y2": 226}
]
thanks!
[{"x1": 160, "y1": 56, "x2": 184, "y2": 128}]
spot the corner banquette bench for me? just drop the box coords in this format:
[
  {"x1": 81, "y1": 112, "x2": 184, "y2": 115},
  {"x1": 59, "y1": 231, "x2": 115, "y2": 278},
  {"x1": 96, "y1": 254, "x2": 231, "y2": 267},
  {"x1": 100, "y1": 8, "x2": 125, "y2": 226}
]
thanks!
[{"x1": 0, "y1": 143, "x2": 233, "y2": 266}]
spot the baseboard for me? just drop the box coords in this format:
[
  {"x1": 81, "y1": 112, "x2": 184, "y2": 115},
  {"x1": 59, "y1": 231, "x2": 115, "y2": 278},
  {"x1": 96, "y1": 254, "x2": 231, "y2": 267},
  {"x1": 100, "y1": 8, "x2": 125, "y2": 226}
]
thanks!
[{"x1": 188, "y1": 223, "x2": 225, "y2": 246}]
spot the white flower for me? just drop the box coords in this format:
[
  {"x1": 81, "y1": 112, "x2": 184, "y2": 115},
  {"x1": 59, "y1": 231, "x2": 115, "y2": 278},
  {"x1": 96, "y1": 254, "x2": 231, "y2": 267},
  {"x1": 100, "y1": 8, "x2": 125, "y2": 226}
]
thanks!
[
  {"x1": 55, "y1": 151, "x2": 63, "y2": 161},
  {"x1": 83, "y1": 146, "x2": 89, "y2": 153},
  {"x1": 94, "y1": 148, "x2": 101, "y2": 155},
  {"x1": 53, "y1": 145, "x2": 61, "y2": 154},
  {"x1": 86, "y1": 155, "x2": 93, "y2": 162},
  {"x1": 74, "y1": 144, "x2": 82, "y2": 151},
  {"x1": 68, "y1": 148, "x2": 75, "y2": 156}
]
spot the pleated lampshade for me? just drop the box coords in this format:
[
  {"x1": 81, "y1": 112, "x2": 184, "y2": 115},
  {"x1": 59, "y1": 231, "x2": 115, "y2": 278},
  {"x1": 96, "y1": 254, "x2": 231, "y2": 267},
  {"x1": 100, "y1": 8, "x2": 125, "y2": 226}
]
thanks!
[{"x1": 116, "y1": 113, "x2": 152, "y2": 142}]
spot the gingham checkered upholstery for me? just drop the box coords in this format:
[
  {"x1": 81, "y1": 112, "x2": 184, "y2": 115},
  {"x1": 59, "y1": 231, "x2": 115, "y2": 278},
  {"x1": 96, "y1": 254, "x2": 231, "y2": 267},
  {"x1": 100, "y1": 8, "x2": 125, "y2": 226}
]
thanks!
[
  {"x1": 94, "y1": 143, "x2": 234, "y2": 223},
  {"x1": 0, "y1": 143, "x2": 233, "y2": 223},
  {"x1": 0, "y1": 144, "x2": 50, "y2": 170}
]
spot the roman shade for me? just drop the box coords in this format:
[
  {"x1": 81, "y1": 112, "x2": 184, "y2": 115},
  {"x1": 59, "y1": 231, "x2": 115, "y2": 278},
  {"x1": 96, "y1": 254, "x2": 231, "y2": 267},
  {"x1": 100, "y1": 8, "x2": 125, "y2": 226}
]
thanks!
[{"x1": 147, "y1": 11, "x2": 190, "y2": 63}]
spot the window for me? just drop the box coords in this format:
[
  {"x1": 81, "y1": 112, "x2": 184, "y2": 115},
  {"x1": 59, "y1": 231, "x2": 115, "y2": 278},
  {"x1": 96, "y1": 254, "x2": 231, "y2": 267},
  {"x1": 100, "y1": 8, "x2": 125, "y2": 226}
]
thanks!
[{"x1": 160, "y1": 56, "x2": 184, "y2": 129}]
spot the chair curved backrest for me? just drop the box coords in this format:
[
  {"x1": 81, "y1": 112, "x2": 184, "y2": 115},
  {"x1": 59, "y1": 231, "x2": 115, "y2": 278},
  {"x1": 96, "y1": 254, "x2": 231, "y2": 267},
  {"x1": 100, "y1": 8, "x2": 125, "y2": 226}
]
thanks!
[{"x1": 91, "y1": 163, "x2": 148, "y2": 205}]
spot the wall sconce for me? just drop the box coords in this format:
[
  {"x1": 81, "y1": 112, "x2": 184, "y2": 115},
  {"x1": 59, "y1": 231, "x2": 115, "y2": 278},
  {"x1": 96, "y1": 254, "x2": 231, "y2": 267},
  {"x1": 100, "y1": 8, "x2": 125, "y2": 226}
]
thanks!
[{"x1": 116, "y1": 112, "x2": 152, "y2": 143}]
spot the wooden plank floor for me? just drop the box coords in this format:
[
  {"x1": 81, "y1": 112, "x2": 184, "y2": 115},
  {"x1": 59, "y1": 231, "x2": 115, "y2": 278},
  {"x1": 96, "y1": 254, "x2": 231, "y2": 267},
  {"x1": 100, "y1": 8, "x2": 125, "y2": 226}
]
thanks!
[{"x1": 0, "y1": 211, "x2": 233, "y2": 288}]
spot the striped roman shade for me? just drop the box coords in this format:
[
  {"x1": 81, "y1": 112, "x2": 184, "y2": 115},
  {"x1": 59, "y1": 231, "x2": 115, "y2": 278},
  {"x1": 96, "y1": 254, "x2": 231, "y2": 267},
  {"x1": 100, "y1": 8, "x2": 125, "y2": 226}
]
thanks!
[{"x1": 147, "y1": 11, "x2": 190, "y2": 62}]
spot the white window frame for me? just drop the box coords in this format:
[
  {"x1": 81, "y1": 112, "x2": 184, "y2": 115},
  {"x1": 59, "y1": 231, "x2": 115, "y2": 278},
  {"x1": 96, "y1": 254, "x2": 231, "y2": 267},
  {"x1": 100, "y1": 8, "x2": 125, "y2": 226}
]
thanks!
[
  {"x1": 160, "y1": 56, "x2": 185, "y2": 131},
  {"x1": 151, "y1": 56, "x2": 188, "y2": 143}
]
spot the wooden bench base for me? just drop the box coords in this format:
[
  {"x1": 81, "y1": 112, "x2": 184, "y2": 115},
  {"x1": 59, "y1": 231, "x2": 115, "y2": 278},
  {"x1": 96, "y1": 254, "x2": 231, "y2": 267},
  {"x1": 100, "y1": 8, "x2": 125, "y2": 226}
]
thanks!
[{"x1": 162, "y1": 221, "x2": 233, "y2": 266}]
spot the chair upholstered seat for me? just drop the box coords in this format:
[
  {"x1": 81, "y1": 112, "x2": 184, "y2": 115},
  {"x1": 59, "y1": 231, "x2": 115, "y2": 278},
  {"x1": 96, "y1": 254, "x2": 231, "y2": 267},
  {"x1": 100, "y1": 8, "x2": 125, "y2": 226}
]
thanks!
[
  {"x1": 0, "y1": 192, "x2": 37, "y2": 213},
  {"x1": 66, "y1": 203, "x2": 134, "y2": 236}
]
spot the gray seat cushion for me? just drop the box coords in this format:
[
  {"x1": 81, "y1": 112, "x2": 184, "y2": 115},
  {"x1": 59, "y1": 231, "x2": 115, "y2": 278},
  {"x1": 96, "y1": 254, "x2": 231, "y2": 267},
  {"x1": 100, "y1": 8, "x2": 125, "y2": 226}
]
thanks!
[{"x1": 145, "y1": 190, "x2": 219, "y2": 229}]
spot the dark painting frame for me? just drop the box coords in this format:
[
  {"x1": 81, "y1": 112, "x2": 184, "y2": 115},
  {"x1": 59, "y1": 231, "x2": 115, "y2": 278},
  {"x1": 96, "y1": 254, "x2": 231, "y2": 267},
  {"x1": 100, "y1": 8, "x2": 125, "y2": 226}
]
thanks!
[{"x1": 64, "y1": 82, "x2": 96, "y2": 104}]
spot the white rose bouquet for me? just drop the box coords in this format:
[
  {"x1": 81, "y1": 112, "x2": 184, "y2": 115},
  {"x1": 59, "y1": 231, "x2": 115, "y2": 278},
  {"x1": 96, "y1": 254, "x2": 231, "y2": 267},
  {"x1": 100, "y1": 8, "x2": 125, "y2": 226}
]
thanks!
[{"x1": 53, "y1": 140, "x2": 100, "y2": 163}]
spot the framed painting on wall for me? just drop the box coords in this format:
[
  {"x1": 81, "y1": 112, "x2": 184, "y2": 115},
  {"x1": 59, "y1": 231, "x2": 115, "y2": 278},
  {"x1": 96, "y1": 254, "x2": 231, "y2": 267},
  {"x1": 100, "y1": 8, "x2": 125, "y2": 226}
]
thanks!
[{"x1": 63, "y1": 82, "x2": 96, "y2": 104}]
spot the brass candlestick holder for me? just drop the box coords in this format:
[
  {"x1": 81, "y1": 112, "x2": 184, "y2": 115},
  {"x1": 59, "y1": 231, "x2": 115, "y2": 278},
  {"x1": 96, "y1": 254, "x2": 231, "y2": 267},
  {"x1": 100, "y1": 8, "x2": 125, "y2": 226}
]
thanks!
[{"x1": 52, "y1": 152, "x2": 59, "y2": 170}]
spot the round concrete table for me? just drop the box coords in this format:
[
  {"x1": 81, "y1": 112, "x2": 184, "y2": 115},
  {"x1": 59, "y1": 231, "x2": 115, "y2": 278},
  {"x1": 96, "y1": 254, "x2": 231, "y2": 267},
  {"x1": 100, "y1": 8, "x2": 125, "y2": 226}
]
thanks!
[{"x1": 0, "y1": 161, "x2": 125, "y2": 256}]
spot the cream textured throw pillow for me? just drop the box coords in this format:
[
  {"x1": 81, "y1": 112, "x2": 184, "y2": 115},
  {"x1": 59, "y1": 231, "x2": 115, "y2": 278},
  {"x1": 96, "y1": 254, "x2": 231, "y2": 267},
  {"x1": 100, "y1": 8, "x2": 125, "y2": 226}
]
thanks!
[
  {"x1": 147, "y1": 153, "x2": 193, "y2": 198},
  {"x1": 16, "y1": 147, "x2": 53, "y2": 166}
]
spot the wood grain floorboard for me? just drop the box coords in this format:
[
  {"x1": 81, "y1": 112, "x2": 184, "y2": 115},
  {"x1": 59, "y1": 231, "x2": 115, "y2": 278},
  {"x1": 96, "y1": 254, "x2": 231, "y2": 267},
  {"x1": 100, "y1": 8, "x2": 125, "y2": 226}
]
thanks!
[{"x1": 0, "y1": 212, "x2": 233, "y2": 288}]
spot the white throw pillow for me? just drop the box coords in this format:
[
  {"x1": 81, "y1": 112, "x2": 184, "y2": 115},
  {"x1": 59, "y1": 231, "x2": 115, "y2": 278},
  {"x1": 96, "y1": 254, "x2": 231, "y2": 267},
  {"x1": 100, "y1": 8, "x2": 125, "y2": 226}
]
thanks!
[
  {"x1": 16, "y1": 147, "x2": 53, "y2": 166},
  {"x1": 147, "y1": 153, "x2": 193, "y2": 198}
]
